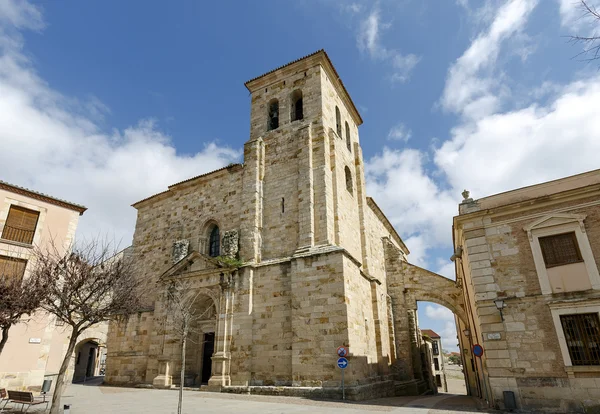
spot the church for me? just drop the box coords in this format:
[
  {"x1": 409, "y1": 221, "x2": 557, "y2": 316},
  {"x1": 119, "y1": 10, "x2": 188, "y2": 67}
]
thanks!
[{"x1": 105, "y1": 50, "x2": 468, "y2": 399}]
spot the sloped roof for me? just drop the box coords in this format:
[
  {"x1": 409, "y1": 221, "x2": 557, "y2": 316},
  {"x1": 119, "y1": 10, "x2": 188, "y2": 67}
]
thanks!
[
  {"x1": 0, "y1": 180, "x2": 87, "y2": 215},
  {"x1": 421, "y1": 329, "x2": 441, "y2": 339}
]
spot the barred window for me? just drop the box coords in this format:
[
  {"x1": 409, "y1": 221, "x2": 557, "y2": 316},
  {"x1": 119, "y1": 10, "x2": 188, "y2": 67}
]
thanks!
[
  {"x1": 0, "y1": 255, "x2": 27, "y2": 282},
  {"x1": 539, "y1": 232, "x2": 582, "y2": 268},
  {"x1": 1, "y1": 205, "x2": 39, "y2": 245},
  {"x1": 560, "y1": 313, "x2": 600, "y2": 366}
]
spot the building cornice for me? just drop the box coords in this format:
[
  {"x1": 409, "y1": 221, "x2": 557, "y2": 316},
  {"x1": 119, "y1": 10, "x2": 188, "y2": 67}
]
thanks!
[
  {"x1": 0, "y1": 180, "x2": 87, "y2": 215},
  {"x1": 454, "y1": 183, "x2": 600, "y2": 228}
]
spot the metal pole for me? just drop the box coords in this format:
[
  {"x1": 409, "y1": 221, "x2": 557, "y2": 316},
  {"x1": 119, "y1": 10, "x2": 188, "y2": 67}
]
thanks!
[
  {"x1": 478, "y1": 357, "x2": 489, "y2": 407},
  {"x1": 341, "y1": 368, "x2": 345, "y2": 401}
]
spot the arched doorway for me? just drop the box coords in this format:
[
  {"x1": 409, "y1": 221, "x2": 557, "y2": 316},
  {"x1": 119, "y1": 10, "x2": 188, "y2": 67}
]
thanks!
[
  {"x1": 181, "y1": 293, "x2": 217, "y2": 387},
  {"x1": 72, "y1": 338, "x2": 105, "y2": 383}
]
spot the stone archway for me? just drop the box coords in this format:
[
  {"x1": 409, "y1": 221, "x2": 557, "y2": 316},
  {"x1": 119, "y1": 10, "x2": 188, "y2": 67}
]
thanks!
[
  {"x1": 384, "y1": 239, "x2": 468, "y2": 392},
  {"x1": 400, "y1": 262, "x2": 467, "y2": 325},
  {"x1": 72, "y1": 337, "x2": 106, "y2": 383}
]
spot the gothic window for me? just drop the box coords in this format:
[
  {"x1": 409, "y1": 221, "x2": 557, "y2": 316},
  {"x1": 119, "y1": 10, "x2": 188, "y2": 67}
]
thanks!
[
  {"x1": 267, "y1": 99, "x2": 279, "y2": 131},
  {"x1": 209, "y1": 225, "x2": 220, "y2": 257},
  {"x1": 335, "y1": 106, "x2": 342, "y2": 136},
  {"x1": 291, "y1": 90, "x2": 303, "y2": 121},
  {"x1": 345, "y1": 166, "x2": 353, "y2": 195},
  {"x1": 345, "y1": 122, "x2": 351, "y2": 152}
]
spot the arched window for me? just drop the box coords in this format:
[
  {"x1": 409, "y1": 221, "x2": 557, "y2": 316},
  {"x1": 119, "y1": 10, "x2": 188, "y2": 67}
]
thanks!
[
  {"x1": 267, "y1": 99, "x2": 279, "y2": 131},
  {"x1": 345, "y1": 122, "x2": 351, "y2": 152},
  {"x1": 291, "y1": 90, "x2": 303, "y2": 121},
  {"x1": 345, "y1": 166, "x2": 353, "y2": 195},
  {"x1": 209, "y1": 225, "x2": 220, "y2": 257},
  {"x1": 335, "y1": 106, "x2": 342, "y2": 136}
]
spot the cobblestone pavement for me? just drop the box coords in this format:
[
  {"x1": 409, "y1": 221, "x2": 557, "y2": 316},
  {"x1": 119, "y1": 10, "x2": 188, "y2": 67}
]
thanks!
[{"x1": 4, "y1": 383, "x2": 496, "y2": 414}]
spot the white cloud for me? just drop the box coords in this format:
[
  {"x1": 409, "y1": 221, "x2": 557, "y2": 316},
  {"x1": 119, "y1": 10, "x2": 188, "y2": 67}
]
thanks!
[
  {"x1": 558, "y1": 0, "x2": 600, "y2": 31},
  {"x1": 422, "y1": 305, "x2": 459, "y2": 351},
  {"x1": 441, "y1": 0, "x2": 538, "y2": 119},
  {"x1": 356, "y1": 7, "x2": 420, "y2": 83},
  {"x1": 387, "y1": 122, "x2": 412, "y2": 142},
  {"x1": 436, "y1": 260, "x2": 456, "y2": 280},
  {"x1": 0, "y1": 0, "x2": 43, "y2": 30},
  {"x1": 365, "y1": 148, "x2": 459, "y2": 260},
  {"x1": 0, "y1": 1, "x2": 240, "y2": 247},
  {"x1": 425, "y1": 304, "x2": 454, "y2": 321},
  {"x1": 436, "y1": 75, "x2": 600, "y2": 199}
]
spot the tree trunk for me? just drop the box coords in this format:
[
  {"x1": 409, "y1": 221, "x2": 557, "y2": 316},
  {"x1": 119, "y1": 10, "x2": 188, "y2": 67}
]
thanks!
[
  {"x1": 178, "y1": 323, "x2": 188, "y2": 414},
  {"x1": 50, "y1": 327, "x2": 79, "y2": 414},
  {"x1": 0, "y1": 326, "x2": 10, "y2": 356}
]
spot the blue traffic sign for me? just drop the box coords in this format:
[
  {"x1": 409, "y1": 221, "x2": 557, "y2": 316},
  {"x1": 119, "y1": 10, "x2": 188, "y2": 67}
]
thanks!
[
  {"x1": 337, "y1": 357, "x2": 348, "y2": 369},
  {"x1": 473, "y1": 344, "x2": 484, "y2": 358}
]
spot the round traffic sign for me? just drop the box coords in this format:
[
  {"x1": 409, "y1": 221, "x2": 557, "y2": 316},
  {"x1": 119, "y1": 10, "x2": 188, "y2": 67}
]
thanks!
[
  {"x1": 337, "y1": 357, "x2": 348, "y2": 369},
  {"x1": 473, "y1": 344, "x2": 484, "y2": 357},
  {"x1": 337, "y1": 346, "x2": 348, "y2": 357}
]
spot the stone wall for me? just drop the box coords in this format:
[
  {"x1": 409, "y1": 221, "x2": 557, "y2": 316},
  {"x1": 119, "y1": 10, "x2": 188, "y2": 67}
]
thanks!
[{"x1": 456, "y1": 191, "x2": 600, "y2": 412}]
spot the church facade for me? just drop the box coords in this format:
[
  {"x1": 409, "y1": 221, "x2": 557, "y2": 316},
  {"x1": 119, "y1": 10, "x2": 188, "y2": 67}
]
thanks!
[{"x1": 105, "y1": 51, "x2": 468, "y2": 399}]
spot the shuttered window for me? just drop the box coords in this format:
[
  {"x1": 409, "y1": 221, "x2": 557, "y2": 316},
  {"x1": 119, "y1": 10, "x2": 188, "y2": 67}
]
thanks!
[
  {"x1": 1, "y1": 206, "x2": 39, "y2": 245},
  {"x1": 539, "y1": 232, "x2": 582, "y2": 268},
  {"x1": 560, "y1": 313, "x2": 600, "y2": 366},
  {"x1": 0, "y1": 255, "x2": 27, "y2": 282}
]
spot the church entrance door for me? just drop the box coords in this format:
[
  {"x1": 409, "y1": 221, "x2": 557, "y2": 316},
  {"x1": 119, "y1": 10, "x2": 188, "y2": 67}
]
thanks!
[{"x1": 201, "y1": 332, "x2": 215, "y2": 384}]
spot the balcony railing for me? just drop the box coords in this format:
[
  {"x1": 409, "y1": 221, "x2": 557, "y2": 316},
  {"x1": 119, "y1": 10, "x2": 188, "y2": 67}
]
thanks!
[{"x1": 1, "y1": 225, "x2": 35, "y2": 245}]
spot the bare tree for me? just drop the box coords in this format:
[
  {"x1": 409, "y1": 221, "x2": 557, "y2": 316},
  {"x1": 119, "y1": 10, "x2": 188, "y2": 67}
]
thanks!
[
  {"x1": 0, "y1": 263, "x2": 50, "y2": 356},
  {"x1": 569, "y1": 1, "x2": 600, "y2": 62},
  {"x1": 165, "y1": 281, "x2": 215, "y2": 414},
  {"x1": 32, "y1": 240, "x2": 145, "y2": 414}
]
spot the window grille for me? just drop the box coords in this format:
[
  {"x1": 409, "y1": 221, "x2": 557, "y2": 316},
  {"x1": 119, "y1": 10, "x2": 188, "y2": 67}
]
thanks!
[
  {"x1": 560, "y1": 313, "x2": 600, "y2": 366},
  {"x1": 0, "y1": 255, "x2": 27, "y2": 282},
  {"x1": 1, "y1": 205, "x2": 39, "y2": 245},
  {"x1": 335, "y1": 107, "x2": 342, "y2": 136},
  {"x1": 432, "y1": 341, "x2": 439, "y2": 356},
  {"x1": 539, "y1": 232, "x2": 582, "y2": 268},
  {"x1": 209, "y1": 226, "x2": 220, "y2": 257}
]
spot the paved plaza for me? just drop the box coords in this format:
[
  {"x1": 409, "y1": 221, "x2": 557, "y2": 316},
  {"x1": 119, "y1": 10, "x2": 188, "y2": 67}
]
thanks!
[{"x1": 2, "y1": 381, "x2": 496, "y2": 414}]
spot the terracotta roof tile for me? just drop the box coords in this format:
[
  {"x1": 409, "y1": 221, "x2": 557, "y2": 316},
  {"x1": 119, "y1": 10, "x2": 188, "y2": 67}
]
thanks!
[{"x1": 0, "y1": 180, "x2": 87, "y2": 215}]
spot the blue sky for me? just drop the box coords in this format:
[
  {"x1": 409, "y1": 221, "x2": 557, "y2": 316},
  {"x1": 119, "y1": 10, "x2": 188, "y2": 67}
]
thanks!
[{"x1": 2, "y1": 0, "x2": 600, "y2": 351}]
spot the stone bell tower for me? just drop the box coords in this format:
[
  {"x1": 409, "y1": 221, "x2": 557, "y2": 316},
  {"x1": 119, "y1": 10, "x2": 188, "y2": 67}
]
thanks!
[{"x1": 240, "y1": 50, "x2": 370, "y2": 270}]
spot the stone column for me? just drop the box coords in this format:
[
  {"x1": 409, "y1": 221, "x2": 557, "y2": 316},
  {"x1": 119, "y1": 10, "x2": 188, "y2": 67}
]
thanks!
[
  {"x1": 311, "y1": 124, "x2": 335, "y2": 246},
  {"x1": 407, "y1": 307, "x2": 424, "y2": 380},
  {"x1": 295, "y1": 123, "x2": 314, "y2": 252},
  {"x1": 354, "y1": 143, "x2": 371, "y2": 275},
  {"x1": 208, "y1": 274, "x2": 234, "y2": 388},
  {"x1": 152, "y1": 356, "x2": 173, "y2": 388},
  {"x1": 240, "y1": 138, "x2": 265, "y2": 263}
]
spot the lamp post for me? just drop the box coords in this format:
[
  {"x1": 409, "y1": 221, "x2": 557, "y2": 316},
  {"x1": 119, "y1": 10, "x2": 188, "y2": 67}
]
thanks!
[{"x1": 494, "y1": 299, "x2": 506, "y2": 321}]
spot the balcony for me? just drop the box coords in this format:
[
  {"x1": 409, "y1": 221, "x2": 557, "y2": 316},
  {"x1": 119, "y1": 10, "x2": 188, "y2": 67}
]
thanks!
[{"x1": 1, "y1": 225, "x2": 35, "y2": 245}]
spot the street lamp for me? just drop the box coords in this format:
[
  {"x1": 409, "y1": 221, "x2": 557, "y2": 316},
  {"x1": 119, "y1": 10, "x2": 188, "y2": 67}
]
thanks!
[
  {"x1": 494, "y1": 299, "x2": 506, "y2": 321},
  {"x1": 463, "y1": 329, "x2": 471, "y2": 337}
]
